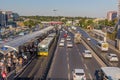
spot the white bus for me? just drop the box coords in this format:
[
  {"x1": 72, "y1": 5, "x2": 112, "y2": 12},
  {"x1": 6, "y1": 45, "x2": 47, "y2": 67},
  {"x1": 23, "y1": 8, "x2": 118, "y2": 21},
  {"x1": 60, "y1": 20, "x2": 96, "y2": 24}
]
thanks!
[
  {"x1": 100, "y1": 67, "x2": 120, "y2": 80},
  {"x1": 97, "y1": 41, "x2": 109, "y2": 51}
]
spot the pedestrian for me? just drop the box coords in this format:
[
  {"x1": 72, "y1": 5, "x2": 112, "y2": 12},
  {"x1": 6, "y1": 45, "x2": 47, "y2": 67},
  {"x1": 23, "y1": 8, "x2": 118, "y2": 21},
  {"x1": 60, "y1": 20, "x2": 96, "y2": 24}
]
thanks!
[
  {"x1": 7, "y1": 63, "x2": 11, "y2": 73},
  {"x1": 0, "y1": 69, "x2": 4, "y2": 80},
  {"x1": 1, "y1": 71, "x2": 7, "y2": 80},
  {"x1": 95, "y1": 70, "x2": 98, "y2": 80}
]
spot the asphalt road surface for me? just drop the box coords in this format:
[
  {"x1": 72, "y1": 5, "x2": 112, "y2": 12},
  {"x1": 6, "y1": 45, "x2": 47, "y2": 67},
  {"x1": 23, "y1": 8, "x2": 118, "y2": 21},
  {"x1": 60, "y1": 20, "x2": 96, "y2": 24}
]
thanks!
[{"x1": 47, "y1": 30, "x2": 101, "y2": 80}]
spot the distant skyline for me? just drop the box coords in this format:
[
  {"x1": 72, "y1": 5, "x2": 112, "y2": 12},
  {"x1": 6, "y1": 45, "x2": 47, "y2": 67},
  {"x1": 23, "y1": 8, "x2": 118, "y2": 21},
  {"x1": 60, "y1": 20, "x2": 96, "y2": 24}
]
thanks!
[{"x1": 0, "y1": 0, "x2": 118, "y2": 18}]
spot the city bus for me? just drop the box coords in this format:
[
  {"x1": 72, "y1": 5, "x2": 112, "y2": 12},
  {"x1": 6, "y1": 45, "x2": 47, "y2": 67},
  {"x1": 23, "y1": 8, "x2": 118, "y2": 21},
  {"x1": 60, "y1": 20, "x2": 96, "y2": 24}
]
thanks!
[
  {"x1": 97, "y1": 41, "x2": 109, "y2": 51},
  {"x1": 37, "y1": 33, "x2": 56, "y2": 56},
  {"x1": 97, "y1": 67, "x2": 120, "y2": 80}
]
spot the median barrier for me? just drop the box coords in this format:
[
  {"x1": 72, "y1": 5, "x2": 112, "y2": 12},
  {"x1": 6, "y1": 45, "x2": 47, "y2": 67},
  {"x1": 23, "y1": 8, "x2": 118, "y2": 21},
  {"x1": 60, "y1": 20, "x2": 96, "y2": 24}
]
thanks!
[{"x1": 82, "y1": 37, "x2": 109, "y2": 66}]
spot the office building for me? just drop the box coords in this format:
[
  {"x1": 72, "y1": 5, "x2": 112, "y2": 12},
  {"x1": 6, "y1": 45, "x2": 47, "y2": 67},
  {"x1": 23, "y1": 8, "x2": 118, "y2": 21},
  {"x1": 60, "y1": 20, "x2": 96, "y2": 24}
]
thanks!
[
  {"x1": 0, "y1": 11, "x2": 8, "y2": 27},
  {"x1": 107, "y1": 11, "x2": 117, "y2": 21}
]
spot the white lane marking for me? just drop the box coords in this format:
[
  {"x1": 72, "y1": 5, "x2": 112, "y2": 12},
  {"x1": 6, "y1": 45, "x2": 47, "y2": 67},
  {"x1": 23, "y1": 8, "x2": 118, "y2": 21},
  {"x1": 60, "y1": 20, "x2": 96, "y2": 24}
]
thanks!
[
  {"x1": 67, "y1": 55, "x2": 69, "y2": 61},
  {"x1": 67, "y1": 63, "x2": 70, "y2": 80},
  {"x1": 66, "y1": 51, "x2": 70, "y2": 80},
  {"x1": 88, "y1": 73, "x2": 92, "y2": 80},
  {"x1": 77, "y1": 48, "x2": 79, "y2": 52},
  {"x1": 84, "y1": 64, "x2": 88, "y2": 70},
  {"x1": 81, "y1": 57, "x2": 84, "y2": 62}
]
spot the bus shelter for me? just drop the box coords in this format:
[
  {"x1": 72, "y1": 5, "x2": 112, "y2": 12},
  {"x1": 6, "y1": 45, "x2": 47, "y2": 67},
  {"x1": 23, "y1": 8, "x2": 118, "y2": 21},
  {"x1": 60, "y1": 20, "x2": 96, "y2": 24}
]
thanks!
[{"x1": 0, "y1": 45, "x2": 19, "y2": 75}]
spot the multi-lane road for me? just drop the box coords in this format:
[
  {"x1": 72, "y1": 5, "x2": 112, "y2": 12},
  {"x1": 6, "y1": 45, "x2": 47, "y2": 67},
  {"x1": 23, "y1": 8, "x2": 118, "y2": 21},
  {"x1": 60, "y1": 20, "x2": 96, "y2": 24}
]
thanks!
[
  {"x1": 4, "y1": 26, "x2": 120, "y2": 80},
  {"x1": 77, "y1": 27, "x2": 120, "y2": 67},
  {"x1": 47, "y1": 30, "x2": 102, "y2": 80}
]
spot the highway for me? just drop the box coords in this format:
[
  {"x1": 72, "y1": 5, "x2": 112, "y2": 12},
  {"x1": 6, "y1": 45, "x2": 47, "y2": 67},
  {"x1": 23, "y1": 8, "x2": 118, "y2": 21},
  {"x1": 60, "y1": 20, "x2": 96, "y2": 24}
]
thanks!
[
  {"x1": 77, "y1": 27, "x2": 120, "y2": 67},
  {"x1": 5, "y1": 26, "x2": 120, "y2": 80},
  {"x1": 47, "y1": 30, "x2": 102, "y2": 80}
]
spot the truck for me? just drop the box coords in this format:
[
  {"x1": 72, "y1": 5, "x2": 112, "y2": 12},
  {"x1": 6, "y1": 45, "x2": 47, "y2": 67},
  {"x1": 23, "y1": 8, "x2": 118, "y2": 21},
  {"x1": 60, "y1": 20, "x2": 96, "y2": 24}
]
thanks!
[{"x1": 74, "y1": 32, "x2": 81, "y2": 43}]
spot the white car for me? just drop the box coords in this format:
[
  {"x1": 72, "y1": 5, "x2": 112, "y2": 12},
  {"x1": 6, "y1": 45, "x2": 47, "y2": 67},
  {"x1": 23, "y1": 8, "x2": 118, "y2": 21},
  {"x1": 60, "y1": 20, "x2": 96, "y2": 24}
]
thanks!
[
  {"x1": 59, "y1": 42, "x2": 64, "y2": 47},
  {"x1": 87, "y1": 37, "x2": 91, "y2": 41},
  {"x1": 66, "y1": 37, "x2": 71, "y2": 41},
  {"x1": 67, "y1": 42, "x2": 73, "y2": 47},
  {"x1": 60, "y1": 38, "x2": 65, "y2": 42},
  {"x1": 83, "y1": 50, "x2": 92, "y2": 58},
  {"x1": 106, "y1": 53, "x2": 119, "y2": 62},
  {"x1": 72, "y1": 69, "x2": 86, "y2": 80}
]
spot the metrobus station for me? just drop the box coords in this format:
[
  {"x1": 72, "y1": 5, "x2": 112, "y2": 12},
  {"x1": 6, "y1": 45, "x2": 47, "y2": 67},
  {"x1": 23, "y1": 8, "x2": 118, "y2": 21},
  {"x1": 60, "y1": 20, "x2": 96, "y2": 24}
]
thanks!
[{"x1": 0, "y1": 26, "x2": 55, "y2": 78}]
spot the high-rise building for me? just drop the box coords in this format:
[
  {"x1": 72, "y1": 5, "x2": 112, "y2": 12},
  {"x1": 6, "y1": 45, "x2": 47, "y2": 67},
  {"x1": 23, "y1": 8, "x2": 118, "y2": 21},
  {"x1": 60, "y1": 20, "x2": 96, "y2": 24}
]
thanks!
[
  {"x1": 0, "y1": 10, "x2": 19, "y2": 28},
  {"x1": 6, "y1": 11, "x2": 13, "y2": 22},
  {"x1": 0, "y1": 11, "x2": 8, "y2": 27},
  {"x1": 12, "y1": 13, "x2": 19, "y2": 21},
  {"x1": 0, "y1": 11, "x2": 2, "y2": 27},
  {"x1": 107, "y1": 11, "x2": 117, "y2": 21}
]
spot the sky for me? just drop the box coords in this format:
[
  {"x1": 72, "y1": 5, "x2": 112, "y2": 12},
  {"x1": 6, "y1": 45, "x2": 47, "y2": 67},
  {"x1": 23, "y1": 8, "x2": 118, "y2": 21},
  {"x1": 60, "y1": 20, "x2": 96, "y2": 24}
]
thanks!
[{"x1": 0, "y1": 0, "x2": 118, "y2": 18}]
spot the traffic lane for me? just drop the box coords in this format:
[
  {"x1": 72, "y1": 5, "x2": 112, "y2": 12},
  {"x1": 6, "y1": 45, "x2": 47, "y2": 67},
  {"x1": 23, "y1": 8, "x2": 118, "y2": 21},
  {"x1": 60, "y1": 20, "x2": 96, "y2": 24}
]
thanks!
[
  {"x1": 67, "y1": 43, "x2": 94, "y2": 80},
  {"x1": 77, "y1": 27, "x2": 89, "y2": 38},
  {"x1": 90, "y1": 37, "x2": 120, "y2": 67},
  {"x1": 78, "y1": 28, "x2": 120, "y2": 67},
  {"x1": 47, "y1": 45, "x2": 68, "y2": 79},
  {"x1": 77, "y1": 27, "x2": 97, "y2": 44},
  {"x1": 47, "y1": 30, "x2": 68, "y2": 79},
  {"x1": 77, "y1": 43, "x2": 101, "y2": 79},
  {"x1": 67, "y1": 32, "x2": 91, "y2": 79},
  {"x1": 69, "y1": 31, "x2": 101, "y2": 79},
  {"x1": 86, "y1": 36, "x2": 120, "y2": 67},
  {"x1": 107, "y1": 39, "x2": 115, "y2": 46}
]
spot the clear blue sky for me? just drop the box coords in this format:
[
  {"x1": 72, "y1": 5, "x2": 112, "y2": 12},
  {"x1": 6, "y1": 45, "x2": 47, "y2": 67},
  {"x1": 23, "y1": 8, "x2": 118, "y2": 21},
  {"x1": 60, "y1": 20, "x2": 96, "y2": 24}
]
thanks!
[{"x1": 0, "y1": 0, "x2": 117, "y2": 17}]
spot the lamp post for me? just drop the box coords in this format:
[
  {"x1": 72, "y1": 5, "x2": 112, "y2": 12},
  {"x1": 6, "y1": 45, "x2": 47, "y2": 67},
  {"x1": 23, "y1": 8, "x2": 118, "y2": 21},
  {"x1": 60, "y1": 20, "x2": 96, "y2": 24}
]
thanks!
[{"x1": 53, "y1": 9, "x2": 58, "y2": 21}]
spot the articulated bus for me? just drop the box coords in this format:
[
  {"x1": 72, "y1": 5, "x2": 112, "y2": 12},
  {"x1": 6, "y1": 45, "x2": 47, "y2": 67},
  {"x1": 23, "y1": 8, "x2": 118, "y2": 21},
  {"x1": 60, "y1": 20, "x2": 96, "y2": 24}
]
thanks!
[
  {"x1": 97, "y1": 41, "x2": 109, "y2": 51},
  {"x1": 98, "y1": 67, "x2": 120, "y2": 80},
  {"x1": 37, "y1": 33, "x2": 56, "y2": 56}
]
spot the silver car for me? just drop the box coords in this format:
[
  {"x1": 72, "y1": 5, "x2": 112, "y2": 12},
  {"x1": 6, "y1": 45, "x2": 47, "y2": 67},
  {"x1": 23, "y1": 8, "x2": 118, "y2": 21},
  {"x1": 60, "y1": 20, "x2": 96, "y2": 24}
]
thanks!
[
  {"x1": 83, "y1": 50, "x2": 92, "y2": 58},
  {"x1": 106, "y1": 53, "x2": 119, "y2": 62},
  {"x1": 72, "y1": 69, "x2": 86, "y2": 80},
  {"x1": 67, "y1": 42, "x2": 73, "y2": 47}
]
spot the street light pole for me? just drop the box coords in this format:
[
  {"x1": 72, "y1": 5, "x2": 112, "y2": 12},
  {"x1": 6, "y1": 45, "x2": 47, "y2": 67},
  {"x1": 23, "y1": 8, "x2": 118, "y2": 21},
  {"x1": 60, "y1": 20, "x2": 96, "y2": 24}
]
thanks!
[{"x1": 53, "y1": 9, "x2": 58, "y2": 21}]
